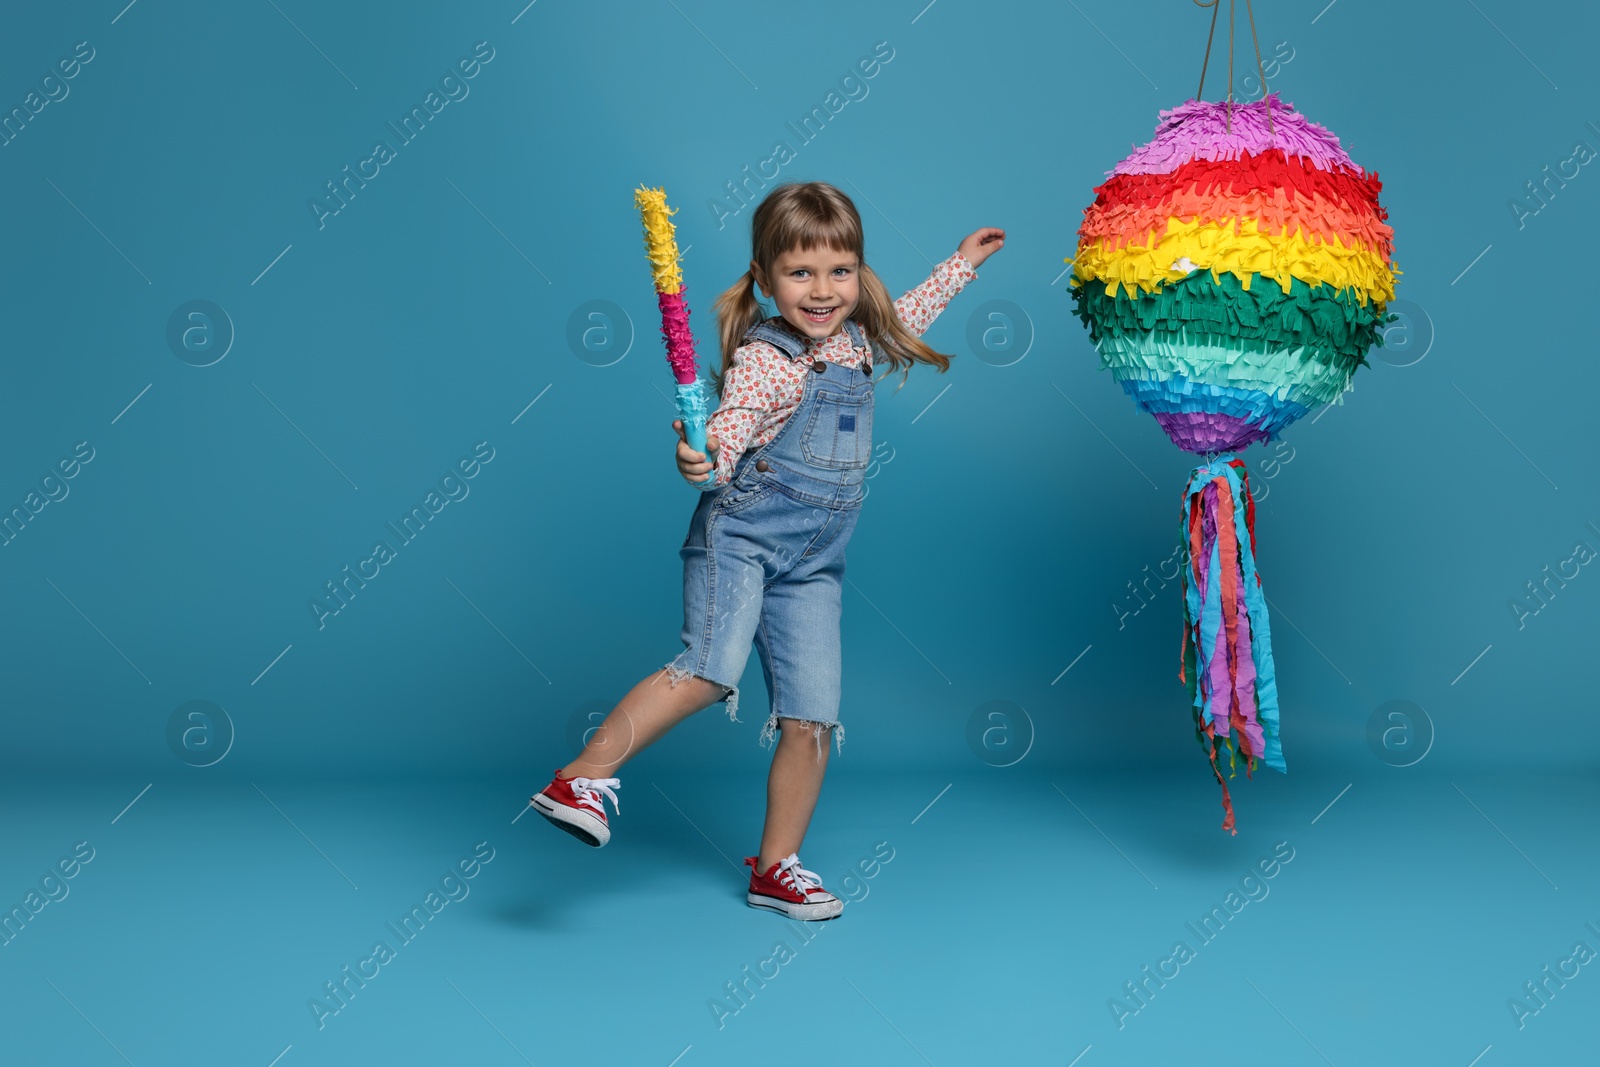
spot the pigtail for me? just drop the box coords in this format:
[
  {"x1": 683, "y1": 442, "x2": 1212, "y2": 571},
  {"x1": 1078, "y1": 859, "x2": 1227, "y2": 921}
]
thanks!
[
  {"x1": 855, "y1": 262, "x2": 952, "y2": 390},
  {"x1": 711, "y1": 269, "x2": 765, "y2": 397}
]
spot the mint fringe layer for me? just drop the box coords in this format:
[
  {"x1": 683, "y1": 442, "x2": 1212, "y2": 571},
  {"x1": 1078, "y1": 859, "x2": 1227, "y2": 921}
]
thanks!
[
  {"x1": 1179, "y1": 457, "x2": 1283, "y2": 835},
  {"x1": 1096, "y1": 335, "x2": 1354, "y2": 409}
]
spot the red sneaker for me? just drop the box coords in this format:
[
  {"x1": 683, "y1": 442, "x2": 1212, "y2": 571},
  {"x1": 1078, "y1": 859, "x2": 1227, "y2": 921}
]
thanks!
[
  {"x1": 744, "y1": 853, "x2": 843, "y2": 921},
  {"x1": 531, "y1": 770, "x2": 620, "y2": 847}
]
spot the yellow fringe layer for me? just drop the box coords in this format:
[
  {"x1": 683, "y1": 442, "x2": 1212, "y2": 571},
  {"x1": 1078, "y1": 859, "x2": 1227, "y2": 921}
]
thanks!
[{"x1": 1073, "y1": 215, "x2": 1398, "y2": 303}]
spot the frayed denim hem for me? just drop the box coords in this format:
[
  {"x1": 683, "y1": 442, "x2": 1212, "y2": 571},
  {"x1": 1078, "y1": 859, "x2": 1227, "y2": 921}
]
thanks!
[
  {"x1": 759, "y1": 713, "x2": 844, "y2": 759},
  {"x1": 662, "y1": 661, "x2": 740, "y2": 722}
]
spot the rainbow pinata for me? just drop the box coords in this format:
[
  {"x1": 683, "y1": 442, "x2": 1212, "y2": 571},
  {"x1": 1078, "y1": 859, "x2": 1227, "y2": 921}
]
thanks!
[
  {"x1": 1070, "y1": 93, "x2": 1397, "y2": 453},
  {"x1": 1067, "y1": 93, "x2": 1398, "y2": 833}
]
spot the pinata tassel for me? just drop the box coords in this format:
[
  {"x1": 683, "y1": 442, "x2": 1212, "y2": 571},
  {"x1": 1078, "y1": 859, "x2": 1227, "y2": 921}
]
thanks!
[{"x1": 1178, "y1": 454, "x2": 1286, "y2": 834}]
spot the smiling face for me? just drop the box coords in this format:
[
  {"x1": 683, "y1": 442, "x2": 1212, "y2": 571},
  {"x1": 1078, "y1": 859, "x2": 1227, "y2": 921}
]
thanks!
[{"x1": 753, "y1": 245, "x2": 861, "y2": 341}]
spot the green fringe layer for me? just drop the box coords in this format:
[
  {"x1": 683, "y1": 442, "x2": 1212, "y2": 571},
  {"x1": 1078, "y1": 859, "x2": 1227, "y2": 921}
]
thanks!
[{"x1": 1072, "y1": 270, "x2": 1389, "y2": 373}]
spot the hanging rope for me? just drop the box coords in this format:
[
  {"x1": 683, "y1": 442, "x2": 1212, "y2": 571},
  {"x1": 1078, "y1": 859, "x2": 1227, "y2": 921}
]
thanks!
[
  {"x1": 1227, "y1": 0, "x2": 1235, "y2": 131},
  {"x1": 1245, "y1": 0, "x2": 1275, "y2": 134},
  {"x1": 1193, "y1": 0, "x2": 1274, "y2": 138},
  {"x1": 1193, "y1": 0, "x2": 1221, "y2": 100}
]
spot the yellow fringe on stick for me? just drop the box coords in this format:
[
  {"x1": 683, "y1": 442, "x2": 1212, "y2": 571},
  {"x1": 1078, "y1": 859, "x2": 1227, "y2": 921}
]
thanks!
[{"x1": 634, "y1": 186, "x2": 683, "y2": 295}]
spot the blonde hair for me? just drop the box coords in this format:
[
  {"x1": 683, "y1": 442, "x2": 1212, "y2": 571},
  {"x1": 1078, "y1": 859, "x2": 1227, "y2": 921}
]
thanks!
[{"x1": 711, "y1": 182, "x2": 952, "y2": 395}]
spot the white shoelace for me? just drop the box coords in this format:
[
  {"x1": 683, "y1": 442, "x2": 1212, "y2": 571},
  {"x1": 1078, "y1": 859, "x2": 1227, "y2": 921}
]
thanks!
[
  {"x1": 775, "y1": 853, "x2": 825, "y2": 897},
  {"x1": 570, "y1": 776, "x2": 620, "y2": 815}
]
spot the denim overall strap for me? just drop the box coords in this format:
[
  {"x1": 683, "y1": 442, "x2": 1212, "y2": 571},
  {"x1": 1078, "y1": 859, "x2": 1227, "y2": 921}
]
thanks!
[
  {"x1": 742, "y1": 317, "x2": 867, "y2": 359},
  {"x1": 728, "y1": 319, "x2": 874, "y2": 510}
]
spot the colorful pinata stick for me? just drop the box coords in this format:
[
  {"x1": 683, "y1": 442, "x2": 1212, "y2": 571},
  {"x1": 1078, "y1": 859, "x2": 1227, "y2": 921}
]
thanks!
[{"x1": 635, "y1": 186, "x2": 713, "y2": 489}]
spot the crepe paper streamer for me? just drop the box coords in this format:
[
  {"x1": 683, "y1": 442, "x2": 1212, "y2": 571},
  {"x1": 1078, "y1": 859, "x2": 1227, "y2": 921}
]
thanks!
[
  {"x1": 1067, "y1": 94, "x2": 1396, "y2": 831},
  {"x1": 635, "y1": 186, "x2": 713, "y2": 488},
  {"x1": 1179, "y1": 456, "x2": 1282, "y2": 836}
]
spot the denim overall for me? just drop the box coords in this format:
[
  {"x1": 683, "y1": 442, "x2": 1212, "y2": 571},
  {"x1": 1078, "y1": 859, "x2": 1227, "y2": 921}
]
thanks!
[{"x1": 665, "y1": 317, "x2": 875, "y2": 755}]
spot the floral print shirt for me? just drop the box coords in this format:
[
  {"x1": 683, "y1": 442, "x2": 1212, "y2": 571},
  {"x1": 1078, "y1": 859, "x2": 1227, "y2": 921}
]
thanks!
[{"x1": 704, "y1": 251, "x2": 978, "y2": 488}]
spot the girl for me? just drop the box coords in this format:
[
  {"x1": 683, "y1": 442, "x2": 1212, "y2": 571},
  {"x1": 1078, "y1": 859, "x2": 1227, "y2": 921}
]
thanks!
[{"x1": 532, "y1": 182, "x2": 1003, "y2": 920}]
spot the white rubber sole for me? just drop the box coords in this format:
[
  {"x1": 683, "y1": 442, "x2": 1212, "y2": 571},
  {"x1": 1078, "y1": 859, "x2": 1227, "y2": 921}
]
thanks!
[
  {"x1": 530, "y1": 793, "x2": 610, "y2": 847},
  {"x1": 747, "y1": 890, "x2": 843, "y2": 921}
]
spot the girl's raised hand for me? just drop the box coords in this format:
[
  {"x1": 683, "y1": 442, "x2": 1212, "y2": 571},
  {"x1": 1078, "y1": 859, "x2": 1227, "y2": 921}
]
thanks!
[
  {"x1": 672, "y1": 418, "x2": 719, "y2": 485},
  {"x1": 958, "y1": 227, "x2": 1006, "y2": 269}
]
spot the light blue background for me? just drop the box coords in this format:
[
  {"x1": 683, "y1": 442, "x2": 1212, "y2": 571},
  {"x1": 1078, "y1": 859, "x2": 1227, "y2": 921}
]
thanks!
[
  {"x1": 1, "y1": 0, "x2": 1595, "y2": 778},
  {"x1": 2, "y1": 2, "x2": 1596, "y2": 1064}
]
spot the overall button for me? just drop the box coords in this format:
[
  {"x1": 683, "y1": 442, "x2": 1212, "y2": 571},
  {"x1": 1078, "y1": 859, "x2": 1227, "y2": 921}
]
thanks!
[
  {"x1": 811, "y1": 359, "x2": 826, "y2": 373},
  {"x1": 862, "y1": 361, "x2": 873, "y2": 375},
  {"x1": 755, "y1": 459, "x2": 770, "y2": 472}
]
